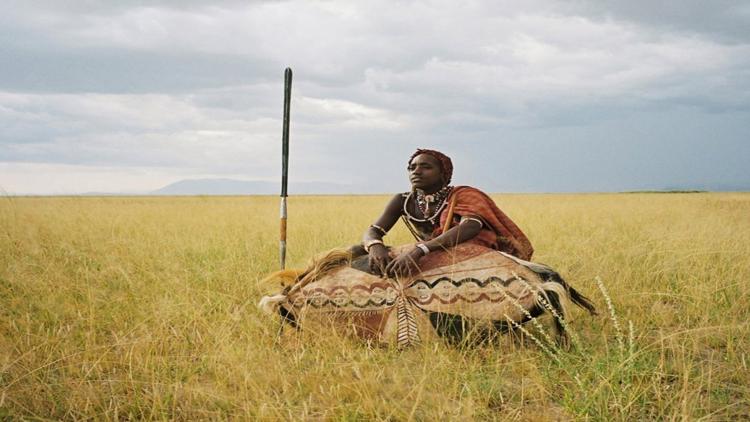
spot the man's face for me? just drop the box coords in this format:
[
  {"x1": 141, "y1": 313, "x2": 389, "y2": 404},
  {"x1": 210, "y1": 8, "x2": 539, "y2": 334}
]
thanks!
[{"x1": 408, "y1": 154, "x2": 444, "y2": 191}]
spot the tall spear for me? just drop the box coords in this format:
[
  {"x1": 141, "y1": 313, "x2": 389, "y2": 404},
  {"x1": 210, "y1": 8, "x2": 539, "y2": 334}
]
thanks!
[{"x1": 280, "y1": 67, "x2": 292, "y2": 270}]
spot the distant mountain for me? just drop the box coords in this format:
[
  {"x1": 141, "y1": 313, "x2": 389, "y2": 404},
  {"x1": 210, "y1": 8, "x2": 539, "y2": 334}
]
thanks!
[{"x1": 151, "y1": 178, "x2": 358, "y2": 195}]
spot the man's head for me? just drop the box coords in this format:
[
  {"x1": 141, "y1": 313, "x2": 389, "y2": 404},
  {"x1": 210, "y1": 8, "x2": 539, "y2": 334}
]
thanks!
[{"x1": 407, "y1": 149, "x2": 453, "y2": 191}]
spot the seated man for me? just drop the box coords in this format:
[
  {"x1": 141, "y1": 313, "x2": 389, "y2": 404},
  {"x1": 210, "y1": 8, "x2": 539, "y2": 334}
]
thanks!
[{"x1": 362, "y1": 149, "x2": 534, "y2": 278}]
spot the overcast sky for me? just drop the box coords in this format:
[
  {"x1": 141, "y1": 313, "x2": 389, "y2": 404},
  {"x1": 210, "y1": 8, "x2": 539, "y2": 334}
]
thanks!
[{"x1": 1, "y1": 0, "x2": 749, "y2": 194}]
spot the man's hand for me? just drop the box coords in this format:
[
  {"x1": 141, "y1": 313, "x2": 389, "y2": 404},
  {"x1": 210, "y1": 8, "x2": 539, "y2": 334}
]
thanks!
[
  {"x1": 385, "y1": 247, "x2": 423, "y2": 278},
  {"x1": 368, "y1": 244, "x2": 391, "y2": 276}
]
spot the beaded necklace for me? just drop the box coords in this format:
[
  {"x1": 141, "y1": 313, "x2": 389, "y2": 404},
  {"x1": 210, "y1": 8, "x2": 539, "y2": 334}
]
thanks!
[{"x1": 403, "y1": 185, "x2": 453, "y2": 225}]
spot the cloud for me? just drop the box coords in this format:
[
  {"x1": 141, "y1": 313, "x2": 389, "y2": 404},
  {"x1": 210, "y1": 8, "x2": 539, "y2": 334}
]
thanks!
[
  {"x1": 296, "y1": 96, "x2": 409, "y2": 130},
  {"x1": 0, "y1": 0, "x2": 748, "y2": 193},
  {"x1": 560, "y1": 0, "x2": 750, "y2": 43},
  {"x1": 0, "y1": 162, "x2": 195, "y2": 195},
  {"x1": 0, "y1": 90, "x2": 281, "y2": 173}
]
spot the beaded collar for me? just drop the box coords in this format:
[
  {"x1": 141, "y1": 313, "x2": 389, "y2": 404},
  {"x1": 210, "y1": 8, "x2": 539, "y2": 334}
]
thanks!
[{"x1": 403, "y1": 185, "x2": 453, "y2": 225}]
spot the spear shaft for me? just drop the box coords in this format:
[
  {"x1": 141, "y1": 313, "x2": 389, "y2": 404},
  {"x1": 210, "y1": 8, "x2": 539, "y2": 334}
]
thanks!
[{"x1": 280, "y1": 68, "x2": 292, "y2": 270}]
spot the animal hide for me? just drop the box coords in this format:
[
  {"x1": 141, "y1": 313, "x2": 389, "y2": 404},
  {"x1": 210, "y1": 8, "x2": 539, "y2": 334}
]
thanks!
[{"x1": 260, "y1": 243, "x2": 595, "y2": 347}]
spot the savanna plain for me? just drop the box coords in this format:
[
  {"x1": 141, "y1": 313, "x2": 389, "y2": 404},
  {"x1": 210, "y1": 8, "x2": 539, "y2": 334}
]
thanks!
[{"x1": 1, "y1": 193, "x2": 748, "y2": 420}]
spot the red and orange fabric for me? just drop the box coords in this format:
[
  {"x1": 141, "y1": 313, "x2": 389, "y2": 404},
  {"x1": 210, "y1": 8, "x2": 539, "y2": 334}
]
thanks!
[{"x1": 433, "y1": 186, "x2": 534, "y2": 260}]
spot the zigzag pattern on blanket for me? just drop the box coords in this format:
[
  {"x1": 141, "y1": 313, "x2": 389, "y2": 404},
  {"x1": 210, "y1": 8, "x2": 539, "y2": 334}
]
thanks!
[
  {"x1": 407, "y1": 276, "x2": 530, "y2": 305},
  {"x1": 291, "y1": 281, "x2": 400, "y2": 309},
  {"x1": 287, "y1": 275, "x2": 533, "y2": 309}
]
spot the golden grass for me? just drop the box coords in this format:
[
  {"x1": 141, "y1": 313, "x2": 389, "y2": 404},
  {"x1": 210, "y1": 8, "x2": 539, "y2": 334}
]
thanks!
[{"x1": 1, "y1": 193, "x2": 749, "y2": 420}]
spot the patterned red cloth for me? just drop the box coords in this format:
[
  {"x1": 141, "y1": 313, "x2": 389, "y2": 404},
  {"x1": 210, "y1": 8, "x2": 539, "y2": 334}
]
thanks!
[{"x1": 433, "y1": 186, "x2": 534, "y2": 260}]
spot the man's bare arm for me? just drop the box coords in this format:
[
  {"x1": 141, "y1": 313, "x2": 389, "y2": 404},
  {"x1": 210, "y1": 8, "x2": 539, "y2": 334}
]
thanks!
[
  {"x1": 362, "y1": 194, "x2": 404, "y2": 244},
  {"x1": 422, "y1": 218, "x2": 482, "y2": 251},
  {"x1": 363, "y1": 194, "x2": 404, "y2": 275}
]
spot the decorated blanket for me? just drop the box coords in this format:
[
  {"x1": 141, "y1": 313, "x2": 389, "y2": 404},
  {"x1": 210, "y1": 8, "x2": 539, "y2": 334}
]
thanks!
[{"x1": 260, "y1": 243, "x2": 596, "y2": 347}]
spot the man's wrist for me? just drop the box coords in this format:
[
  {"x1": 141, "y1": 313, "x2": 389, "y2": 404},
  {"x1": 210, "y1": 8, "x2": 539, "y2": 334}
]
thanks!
[
  {"x1": 369, "y1": 243, "x2": 386, "y2": 252},
  {"x1": 415, "y1": 243, "x2": 430, "y2": 256},
  {"x1": 364, "y1": 239, "x2": 384, "y2": 253}
]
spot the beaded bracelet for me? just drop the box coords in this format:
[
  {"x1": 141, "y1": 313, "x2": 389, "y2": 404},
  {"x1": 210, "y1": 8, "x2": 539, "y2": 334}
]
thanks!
[
  {"x1": 364, "y1": 239, "x2": 384, "y2": 253},
  {"x1": 370, "y1": 224, "x2": 387, "y2": 236}
]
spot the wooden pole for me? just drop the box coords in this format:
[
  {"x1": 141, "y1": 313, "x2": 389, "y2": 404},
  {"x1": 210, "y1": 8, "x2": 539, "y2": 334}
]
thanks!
[{"x1": 280, "y1": 67, "x2": 292, "y2": 270}]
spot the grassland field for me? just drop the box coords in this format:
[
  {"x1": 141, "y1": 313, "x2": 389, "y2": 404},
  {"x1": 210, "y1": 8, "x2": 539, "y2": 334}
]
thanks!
[{"x1": 1, "y1": 193, "x2": 749, "y2": 420}]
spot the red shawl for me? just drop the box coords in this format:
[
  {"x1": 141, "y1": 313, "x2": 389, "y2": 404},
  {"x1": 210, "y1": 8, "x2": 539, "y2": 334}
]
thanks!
[{"x1": 433, "y1": 186, "x2": 534, "y2": 260}]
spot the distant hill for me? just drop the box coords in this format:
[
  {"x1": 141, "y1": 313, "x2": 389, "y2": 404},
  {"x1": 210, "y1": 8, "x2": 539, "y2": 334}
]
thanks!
[{"x1": 151, "y1": 178, "x2": 357, "y2": 195}]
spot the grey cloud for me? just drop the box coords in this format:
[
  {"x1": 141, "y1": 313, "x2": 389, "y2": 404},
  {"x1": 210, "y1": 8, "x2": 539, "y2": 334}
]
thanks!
[
  {"x1": 1, "y1": 0, "x2": 749, "y2": 194},
  {"x1": 2, "y1": 130, "x2": 280, "y2": 174},
  {"x1": 462, "y1": 107, "x2": 750, "y2": 193},
  {"x1": 3, "y1": 0, "x2": 279, "y2": 15},
  {"x1": 561, "y1": 1, "x2": 750, "y2": 43},
  {"x1": 0, "y1": 45, "x2": 278, "y2": 94}
]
